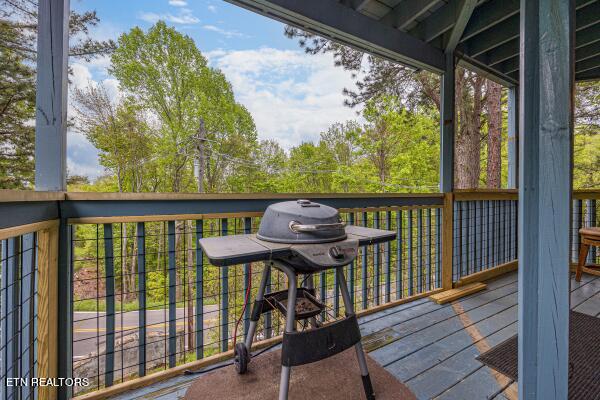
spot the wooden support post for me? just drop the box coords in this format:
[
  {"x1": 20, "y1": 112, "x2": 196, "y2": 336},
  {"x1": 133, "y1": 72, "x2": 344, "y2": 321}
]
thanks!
[
  {"x1": 35, "y1": 0, "x2": 69, "y2": 191},
  {"x1": 442, "y1": 193, "x2": 454, "y2": 290},
  {"x1": 518, "y1": 0, "x2": 574, "y2": 399},
  {"x1": 37, "y1": 223, "x2": 59, "y2": 400}
]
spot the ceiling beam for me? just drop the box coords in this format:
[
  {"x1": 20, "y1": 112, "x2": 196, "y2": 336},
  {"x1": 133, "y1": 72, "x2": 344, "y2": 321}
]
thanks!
[
  {"x1": 468, "y1": 0, "x2": 599, "y2": 63},
  {"x1": 577, "y1": 23, "x2": 600, "y2": 49},
  {"x1": 409, "y1": 1, "x2": 460, "y2": 42},
  {"x1": 460, "y1": 0, "x2": 519, "y2": 42},
  {"x1": 464, "y1": 14, "x2": 519, "y2": 57},
  {"x1": 577, "y1": 2, "x2": 600, "y2": 31},
  {"x1": 445, "y1": 0, "x2": 477, "y2": 52},
  {"x1": 485, "y1": 39, "x2": 519, "y2": 66},
  {"x1": 577, "y1": 41, "x2": 600, "y2": 62},
  {"x1": 576, "y1": 54, "x2": 600, "y2": 73},
  {"x1": 576, "y1": 66, "x2": 600, "y2": 81},
  {"x1": 498, "y1": 57, "x2": 519, "y2": 75},
  {"x1": 227, "y1": 0, "x2": 445, "y2": 72},
  {"x1": 341, "y1": 0, "x2": 372, "y2": 11},
  {"x1": 456, "y1": 52, "x2": 518, "y2": 87},
  {"x1": 379, "y1": 0, "x2": 439, "y2": 30}
]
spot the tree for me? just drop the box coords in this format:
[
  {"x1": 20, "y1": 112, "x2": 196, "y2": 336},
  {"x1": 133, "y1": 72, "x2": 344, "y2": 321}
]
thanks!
[
  {"x1": 320, "y1": 121, "x2": 360, "y2": 192},
  {"x1": 0, "y1": 1, "x2": 115, "y2": 189},
  {"x1": 0, "y1": 21, "x2": 35, "y2": 188},
  {"x1": 284, "y1": 26, "x2": 501, "y2": 190},
  {"x1": 110, "y1": 21, "x2": 257, "y2": 194},
  {"x1": 72, "y1": 84, "x2": 154, "y2": 193},
  {"x1": 485, "y1": 81, "x2": 502, "y2": 188}
]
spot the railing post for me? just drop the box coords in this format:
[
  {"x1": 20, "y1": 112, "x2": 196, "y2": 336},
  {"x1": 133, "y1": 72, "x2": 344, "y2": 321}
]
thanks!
[
  {"x1": 441, "y1": 193, "x2": 454, "y2": 290},
  {"x1": 37, "y1": 222, "x2": 59, "y2": 400},
  {"x1": 103, "y1": 224, "x2": 116, "y2": 386}
]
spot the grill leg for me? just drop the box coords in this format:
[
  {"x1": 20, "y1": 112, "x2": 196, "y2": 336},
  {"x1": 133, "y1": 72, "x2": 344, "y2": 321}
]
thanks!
[
  {"x1": 277, "y1": 263, "x2": 297, "y2": 400},
  {"x1": 245, "y1": 264, "x2": 271, "y2": 350},
  {"x1": 337, "y1": 267, "x2": 375, "y2": 400}
]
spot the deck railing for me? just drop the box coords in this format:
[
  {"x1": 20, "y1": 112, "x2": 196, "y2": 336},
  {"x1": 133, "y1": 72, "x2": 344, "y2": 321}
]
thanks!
[
  {"x1": 0, "y1": 189, "x2": 598, "y2": 400},
  {"x1": 452, "y1": 191, "x2": 519, "y2": 285}
]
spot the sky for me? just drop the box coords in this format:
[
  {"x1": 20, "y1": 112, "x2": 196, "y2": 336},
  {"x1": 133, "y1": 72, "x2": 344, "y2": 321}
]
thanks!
[{"x1": 68, "y1": 0, "x2": 363, "y2": 180}]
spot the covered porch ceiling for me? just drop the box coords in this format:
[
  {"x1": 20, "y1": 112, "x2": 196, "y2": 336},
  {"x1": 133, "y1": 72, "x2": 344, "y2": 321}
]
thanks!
[{"x1": 227, "y1": 0, "x2": 600, "y2": 85}]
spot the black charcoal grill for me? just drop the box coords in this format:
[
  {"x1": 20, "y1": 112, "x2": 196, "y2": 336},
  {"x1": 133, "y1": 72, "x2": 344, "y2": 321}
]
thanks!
[{"x1": 198, "y1": 200, "x2": 396, "y2": 400}]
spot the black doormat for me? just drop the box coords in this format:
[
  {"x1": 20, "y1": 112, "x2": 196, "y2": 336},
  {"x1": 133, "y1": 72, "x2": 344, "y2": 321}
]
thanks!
[{"x1": 477, "y1": 311, "x2": 600, "y2": 400}]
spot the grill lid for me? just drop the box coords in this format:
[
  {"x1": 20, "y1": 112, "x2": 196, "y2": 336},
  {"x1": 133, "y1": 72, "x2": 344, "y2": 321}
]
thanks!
[{"x1": 257, "y1": 199, "x2": 347, "y2": 244}]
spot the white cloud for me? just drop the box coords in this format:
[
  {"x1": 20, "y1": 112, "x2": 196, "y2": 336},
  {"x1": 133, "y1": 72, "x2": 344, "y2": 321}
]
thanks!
[
  {"x1": 168, "y1": 0, "x2": 187, "y2": 6},
  {"x1": 66, "y1": 63, "x2": 121, "y2": 180},
  {"x1": 138, "y1": 8, "x2": 199, "y2": 24},
  {"x1": 207, "y1": 48, "x2": 363, "y2": 149},
  {"x1": 207, "y1": 5, "x2": 217, "y2": 13},
  {"x1": 67, "y1": 130, "x2": 104, "y2": 180},
  {"x1": 202, "y1": 24, "x2": 246, "y2": 38}
]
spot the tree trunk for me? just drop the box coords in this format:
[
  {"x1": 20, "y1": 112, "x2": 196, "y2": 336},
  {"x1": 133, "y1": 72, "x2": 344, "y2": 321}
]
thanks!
[
  {"x1": 486, "y1": 81, "x2": 502, "y2": 188},
  {"x1": 455, "y1": 73, "x2": 484, "y2": 189}
]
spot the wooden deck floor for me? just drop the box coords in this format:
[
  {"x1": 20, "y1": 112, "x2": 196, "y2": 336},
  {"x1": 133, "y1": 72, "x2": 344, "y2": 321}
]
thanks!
[{"x1": 108, "y1": 271, "x2": 600, "y2": 400}]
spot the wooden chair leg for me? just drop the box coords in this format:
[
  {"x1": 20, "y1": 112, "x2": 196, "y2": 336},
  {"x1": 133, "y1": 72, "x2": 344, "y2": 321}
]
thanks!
[{"x1": 576, "y1": 243, "x2": 590, "y2": 282}]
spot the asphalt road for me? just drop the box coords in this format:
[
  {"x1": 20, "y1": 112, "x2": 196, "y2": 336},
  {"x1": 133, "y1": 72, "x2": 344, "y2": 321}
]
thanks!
[{"x1": 73, "y1": 305, "x2": 219, "y2": 359}]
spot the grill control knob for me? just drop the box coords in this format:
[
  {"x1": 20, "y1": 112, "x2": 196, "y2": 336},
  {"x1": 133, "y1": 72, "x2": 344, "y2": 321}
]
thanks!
[{"x1": 329, "y1": 246, "x2": 344, "y2": 260}]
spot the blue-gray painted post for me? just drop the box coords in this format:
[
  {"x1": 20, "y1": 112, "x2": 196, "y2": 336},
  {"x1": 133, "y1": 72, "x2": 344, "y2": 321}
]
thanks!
[
  {"x1": 103, "y1": 224, "x2": 115, "y2": 387},
  {"x1": 385, "y1": 211, "x2": 392, "y2": 302},
  {"x1": 587, "y1": 200, "x2": 597, "y2": 262},
  {"x1": 243, "y1": 217, "x2": 252, "y2": 334},
  {"x1": 220, "y1": 219, "x2": 229, "y2": 352},
  {"x1": 35, "y1": 0, "x2": 69, "y2": 191},
  {"x1": 374, "y1": 211, "x2": 380, "y2": 304},
  {"x1": 195, "y1": 220, "x2": 204, "y2": 359},
  {"x1": 436, "y1": 209, "x2": 441, "y2": 288},
  {"x1": 0, "y1": 240, "x2": 7, "y2": 400},
  {"x1": 468, "y1": 201, "x2": 475, "y2": 274},
  {"x1": 508, "y1": 86, "x2": 519, "y2": 189},
  {"x1": 440, "y1": 53, "x2": 455, "y2": 193},
  {"x1": 483, "y1": 201, "x2": 489, "y2": 269},
  {"x1": 57, "y1": 220, "x2": 72, "y2": 400},
  {"x1": 426, "y1": 209, "x2": 432, "y2": 291},
  {"x1": 21, "y1": 233, "x2": 35, "y2": 399},
  {"x1": 361, "y1": 212, "x2": 368, "y2": 309},
  {"x1": 396, "y1": 211, "x2": 403, "y2": 298},
  {"x1": 5, "y1": 238, "x2": 18, "y2": 400},
  {"x1": 417, "y1": 209, "x2": 423, "y2": 293},
  {"x1": 518, "y1": 0, "x2": 573, "y2": 398},
  {"x1": 349, "y1": 213, "x2": 355, "y2": 306},
  {"x1": 453, "y1": 201, "x2": 459, "y2": 280},
  {"x1": 572, "y1": 200, "x2": 582, "y2": 262},
  {"x1": 475, "y1": 201, "x2": 482, "y2": 272},
  {"x1": 167, "y1": 221, "x2": 177, "y2": 367},
  {"x1": 461, "y1": 201, "x2": 468, "y2": 277},
  {"x1": 136, "y1": 222, "x2": 146, "y2": 377},
  {"x1": 407, "y1": 210, "x2": 414, "y2": 296},
  {"x1": 500, "y1": 201, "x2": 506, "y2": 264}
]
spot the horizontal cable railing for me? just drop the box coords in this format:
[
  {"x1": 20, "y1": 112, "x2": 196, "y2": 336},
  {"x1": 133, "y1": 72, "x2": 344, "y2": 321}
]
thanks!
[
  {"x1": 0, "y1": 219, "x2": 59, "y2": 400},
  {"x1": 572, "y1": 193, "x2": 599, "y2": 265},
  {"x1": 67, "y1": 197, "x2": 444, "y2": 395},
  {"x1": 2, "y1": 189, "x2": 599, "y2": 399},
  {"x1": 452, "y1": 191, "x2": 519, "y2": 284}
]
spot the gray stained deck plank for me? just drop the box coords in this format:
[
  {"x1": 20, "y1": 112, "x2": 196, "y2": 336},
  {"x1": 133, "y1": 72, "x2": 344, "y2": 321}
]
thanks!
[{"x1": 108, "y1": 272, "x2": 600, "y2": 400}]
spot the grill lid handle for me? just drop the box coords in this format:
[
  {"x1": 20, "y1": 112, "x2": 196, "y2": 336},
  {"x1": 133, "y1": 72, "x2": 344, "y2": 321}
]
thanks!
[{"x1": 289, "y1": 220, "x2": 346, "y2": 233}]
